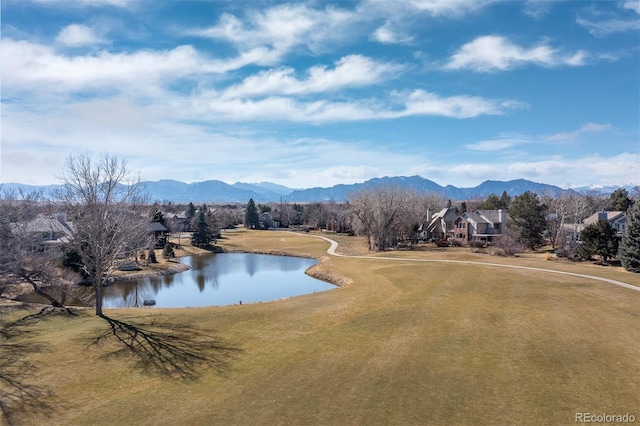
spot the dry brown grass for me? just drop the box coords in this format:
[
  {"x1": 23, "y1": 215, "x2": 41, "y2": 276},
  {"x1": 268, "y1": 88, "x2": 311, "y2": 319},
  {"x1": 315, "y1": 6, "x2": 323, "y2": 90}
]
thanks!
[{"x1": 2, "y1": 230, "x2": 638, "y2": 425}]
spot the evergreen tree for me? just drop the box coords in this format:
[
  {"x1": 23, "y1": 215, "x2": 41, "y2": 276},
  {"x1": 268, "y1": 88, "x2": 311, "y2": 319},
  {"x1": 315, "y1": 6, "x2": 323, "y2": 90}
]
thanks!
[
  {"x1": 149, "y1": 203, "x2": 166, "y2": 226},
  {"x1": 244, "y1": 198, "x2": 259, "y2": 229},
  {"x1": 479, "y1": 191, "x2": 511, "y2": 210},
  {"x1": 619, "y1": 201, "x2": 640, "y2": 272},
  {"x1": 186, "y1": 202, "x2": 196, "y2": 220},
  {"x1": 580, "y1": 220, "x2": 619, "y2": 263},
  {"x1": 509, "y1": 191, "x2": 547, "y2": 249},
  {"x1": 162, "y1": 243, "x2": 175, "y2": 259},
  {"x1": 499, "y1": 191, "x2": 512, "y2": 209},
  {"x1": 148, "y1": 246, "x2": 157, "y2": 263},
  {"x1": 191, "y1": 209, "x2": 213, "y2": 247},
  {"x1": 608, "y1": 188, "x2": 633, "y2": 212}
]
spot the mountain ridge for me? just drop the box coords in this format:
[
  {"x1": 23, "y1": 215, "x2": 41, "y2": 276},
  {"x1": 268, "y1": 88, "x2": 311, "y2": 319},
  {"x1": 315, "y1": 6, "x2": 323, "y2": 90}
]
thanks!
[{"x1": 0, "y1": 176, "x2": 583, "y2": 203}]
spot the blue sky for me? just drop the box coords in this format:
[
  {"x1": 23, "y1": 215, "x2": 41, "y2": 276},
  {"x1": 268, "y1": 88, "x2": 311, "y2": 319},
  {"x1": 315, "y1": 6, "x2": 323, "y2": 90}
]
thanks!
[{"x1": 1, "y1": 0, "x2": 639, "y2": 189}]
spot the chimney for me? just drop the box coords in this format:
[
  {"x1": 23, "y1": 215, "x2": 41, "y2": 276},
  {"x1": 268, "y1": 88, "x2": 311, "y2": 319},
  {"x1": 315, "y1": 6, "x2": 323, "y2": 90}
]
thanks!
[
  {"x1": 598, "y1": 211, "x2": 608, "y2": 222},
  {"x1": 426, "y1": 209, "x2": 432, "y2": 224}
]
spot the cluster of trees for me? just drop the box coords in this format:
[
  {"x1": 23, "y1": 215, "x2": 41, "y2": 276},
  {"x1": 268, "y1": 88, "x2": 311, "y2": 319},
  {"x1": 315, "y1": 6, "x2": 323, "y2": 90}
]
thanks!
[
  {"x1": 2, "y1": 153, "x2": 639, "y2": 322},
  {"x1": 243, "y1": 197, "x2": 348, "y2": 231},
  {"x1": 341, "y1": 186, "x2": 638, "y2": 271},
  {"x1": 239, "y1": 185, "x2": 639, "y2": 271},
  {"x1": 347, "y1": 187, "x2": 443, "y2": 250}
]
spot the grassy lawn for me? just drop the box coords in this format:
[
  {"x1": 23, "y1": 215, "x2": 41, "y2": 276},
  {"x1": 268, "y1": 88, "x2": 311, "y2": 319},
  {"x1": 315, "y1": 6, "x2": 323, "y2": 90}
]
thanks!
[{"x1": 2, "y1": 230, "x2": 638, "y2": 425}]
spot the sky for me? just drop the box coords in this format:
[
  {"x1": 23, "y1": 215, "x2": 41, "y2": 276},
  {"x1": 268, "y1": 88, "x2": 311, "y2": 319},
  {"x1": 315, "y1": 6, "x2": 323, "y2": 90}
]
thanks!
[{"x1": 1, "y1": 0, "x2": 639, "y2": 190}]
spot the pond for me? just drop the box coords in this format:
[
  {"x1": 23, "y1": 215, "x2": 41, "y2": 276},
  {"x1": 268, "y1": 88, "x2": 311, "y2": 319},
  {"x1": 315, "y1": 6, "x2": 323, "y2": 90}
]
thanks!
[{"x1": 102, "y1": 253, "x2": 335, "y2": 308}]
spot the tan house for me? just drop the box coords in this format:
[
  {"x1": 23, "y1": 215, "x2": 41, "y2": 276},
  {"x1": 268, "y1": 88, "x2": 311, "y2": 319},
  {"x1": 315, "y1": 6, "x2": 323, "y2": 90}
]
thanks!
[
  {"x1": 421, "y1": 208, "x2": 459, "y2": 241},
  {"x1": 453, "y1": 210, "x2": 507, "y2": 244},
  {"x1": 581, "y1": 211, "x2": 627, "y2": 236},
  {"x1": 11, "y1": 214, "x2": 74, "y2": 251}
]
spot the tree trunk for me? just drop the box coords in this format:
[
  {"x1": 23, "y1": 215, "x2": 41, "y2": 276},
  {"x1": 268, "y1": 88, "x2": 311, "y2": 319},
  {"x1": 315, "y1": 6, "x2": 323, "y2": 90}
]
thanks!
[{"x1": 94, "y1": 277, "x2": 103, "y2": 317}]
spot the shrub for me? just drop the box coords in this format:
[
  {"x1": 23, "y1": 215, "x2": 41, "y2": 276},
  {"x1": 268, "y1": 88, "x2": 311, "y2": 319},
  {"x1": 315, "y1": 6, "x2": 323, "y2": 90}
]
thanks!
[
  {"x1": 148, "y1": 246, "x2": 157, "y2": 263},
  {"x1": 577, "y1": 243, "x2": 593, "y2": 261},
  {"x1": 162, "y1": 243, "x2": 175, "y2": 259}
]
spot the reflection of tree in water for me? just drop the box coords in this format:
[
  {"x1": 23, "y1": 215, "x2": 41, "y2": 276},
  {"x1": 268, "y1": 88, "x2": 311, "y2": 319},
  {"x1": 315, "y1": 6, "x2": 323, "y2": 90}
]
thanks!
[
  {"x1": 197, "y1": 274, "x2": 205, "y2": 292},
  {"x1": 104, "y1": 253, "x2": 319, "y2": 308},
  {"x1": 244, "y1": 254, "x2": 258, "y2": 276},
  {"x1": 105, "y1": 280, "x2": 158, "y2": 308},
  {"x1": 163, "y1": 274, "x2": 174, "y2": 286},
  {"x1": 149, "y1": 276, "x2": 162, "y2": 292},
  {"x1": 91, "y1": 314, "x2": 242, "y2": 379}
]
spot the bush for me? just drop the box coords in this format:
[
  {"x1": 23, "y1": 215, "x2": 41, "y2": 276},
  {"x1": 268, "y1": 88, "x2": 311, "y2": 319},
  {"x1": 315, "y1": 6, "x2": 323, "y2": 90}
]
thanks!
[
  {"x1": 148, "y1": 246, "x2": 157, "y2": 264},
  {"x1": 162, "y1": 243, "x2": 175, "y2": 259},
  {"x1": 577, "y1": 243, "x2": 593, "y2": 261}
]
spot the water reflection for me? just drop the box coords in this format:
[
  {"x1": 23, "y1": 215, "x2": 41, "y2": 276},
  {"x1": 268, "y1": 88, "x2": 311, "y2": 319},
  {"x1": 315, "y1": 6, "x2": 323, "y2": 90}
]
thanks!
[{"x1": 102, "y1": 253, "x2": 334, "y2": 308}]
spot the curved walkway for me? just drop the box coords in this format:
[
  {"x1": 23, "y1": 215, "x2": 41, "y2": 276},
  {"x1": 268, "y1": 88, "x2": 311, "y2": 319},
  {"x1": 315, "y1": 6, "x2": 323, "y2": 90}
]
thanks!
[{"x1": 304, "y1": 234, "x2": 640, "y2": 292}]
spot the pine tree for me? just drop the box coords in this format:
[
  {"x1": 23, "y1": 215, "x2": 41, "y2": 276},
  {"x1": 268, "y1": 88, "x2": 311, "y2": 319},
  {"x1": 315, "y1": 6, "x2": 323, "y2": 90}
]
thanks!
[
  {"x1": 244, "y1": 198, "x2": 259, "y2": 229},
  {"x1": 148, "y1": 246, "x2": 157, "y2": 263},
  {"x1": 608, "y1": 188, "x2": 633, "y2": 212},
  {"x1": 186, "y1": 202, "x2": 196, "y2": 220},
  {"x1": 162, "y1": 243, "x2": 175, "y2": 259},
  {"x1": 191, "y1": 209, "x2": 213, "y2": 247},
  {"x1": 509, "y1": 191, "x2": 547, "y2": 249},
  {"x1": 580, "y1": 220, "x2": 619, "y2": 263},
  {"x1": 619, "y1": 201, "x2": 640, "y2": 272}
]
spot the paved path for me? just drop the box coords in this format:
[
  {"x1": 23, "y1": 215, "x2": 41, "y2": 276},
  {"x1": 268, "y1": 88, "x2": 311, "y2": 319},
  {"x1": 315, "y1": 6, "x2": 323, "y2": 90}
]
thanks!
[{"x1": 302, "y1": 234, "x2": 640, "y2": 293}]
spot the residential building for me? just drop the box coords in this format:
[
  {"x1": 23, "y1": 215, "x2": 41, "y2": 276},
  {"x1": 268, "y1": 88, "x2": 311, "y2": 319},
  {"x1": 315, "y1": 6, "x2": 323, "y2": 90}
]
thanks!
[
  {"x1": 581, "y1": 211, "x2": 627, "y2": 236},
  {"x1": 11, "y1": 214, "x2": 74, "y2": 251}
]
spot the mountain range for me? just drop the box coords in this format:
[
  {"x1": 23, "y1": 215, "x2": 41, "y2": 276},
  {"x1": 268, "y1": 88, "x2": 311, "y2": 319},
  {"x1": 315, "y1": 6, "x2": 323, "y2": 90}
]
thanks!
[{"x1": 1, "y1": 176, "x2": 584, "y2": 203}]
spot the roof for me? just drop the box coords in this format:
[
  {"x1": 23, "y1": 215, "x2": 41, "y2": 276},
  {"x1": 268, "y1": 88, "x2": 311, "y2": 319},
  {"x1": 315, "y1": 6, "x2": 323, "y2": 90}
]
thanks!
[
  {"x1": 12, "y1": 215, "x2": 74, "y2": 237},
  {"x1": 463, "y1": 211, "x2": 489, "y2": 224},
  {"x1": 146, "y1": 222, "x2": 169, "y2": 232},
  {"x1": 475, "y1": 210, "x2": 506, "y2": 223},
  {"x1": 583, "y1": 211, "x2": 626, "y2": 225}
]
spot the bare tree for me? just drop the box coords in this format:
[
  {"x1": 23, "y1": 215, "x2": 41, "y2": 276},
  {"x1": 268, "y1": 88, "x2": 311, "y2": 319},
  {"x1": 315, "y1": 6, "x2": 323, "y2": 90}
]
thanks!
[
  {"x1": 348, "y1": 186, "x2": 414, "y2": 251},
  {"x1": 56, "y1": 154, "x2": 150, "y2": 317},
  {"x1": 0, "y1": 189, "x2": 79, "y2": 310},
  {"x1": 541, "y1": 191, "x2": 568, "y2": 251}
]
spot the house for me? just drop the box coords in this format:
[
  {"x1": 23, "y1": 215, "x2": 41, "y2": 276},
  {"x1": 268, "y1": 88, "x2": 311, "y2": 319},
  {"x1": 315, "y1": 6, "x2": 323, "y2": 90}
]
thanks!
[
  {"x1": 258, "y1": 212, "x2": 280, "y2": 229},
  {"x1": 581, "y1": 211, "x2": 627, "y2": 236},
  {"x1": 145, "y1": 221, "x2": 169, "y2": 247},
  {"x1": 419, "y1": 208, "x2": 507, "y2": 245},
  {"x1": 453, "y1": 210, "x2": 507, "y2": 244},
  {"x1": 420, "y1": 208, "x2": 459, "y2": 241},
  {"x1": 164, "y1": 211, "x2": 190, "y2": 232},
  {"x1": 11, "y1": 214, "x2": 74, "y2": 251}
]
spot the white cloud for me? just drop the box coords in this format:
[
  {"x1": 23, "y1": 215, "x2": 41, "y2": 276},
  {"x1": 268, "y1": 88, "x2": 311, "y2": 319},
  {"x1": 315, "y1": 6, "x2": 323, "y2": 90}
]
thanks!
[
  {"x1": 1, "y1": 39, "x2": 244, "y2": 96},
  {"x1": 544, "y1": 122, "x2": 613, "y2": 141},
  {"x1": 576, "y1": 16, "x2": 640, "y2": 36},
  {"x1": 372, "y1": 25, "x2": 413, "y2": 44},
  {"x1": 221, "y1": 55, "x2": 404, "y2": 99},
  {"x1": 186, "y1": 88, "x2": 518, "y2": 123},
  {"x1": 56, "y1": 24, "x2": 106, "y2": 47},
  {"x1": 445, "y1": 35, "x2": 588, "y2": 72},
  {"x1": 522, "y1": 1, "x2": 555, "y2": 19},
  {"x1": 464, "y1": 134, "x2": 532, "y2": 151},
  {"x1": 408, "y1": 0, "x2": 498, "y2": 17},
  {"x1": 577, "y1": 2, "x2": 640, "y2": 36},
  {"x1": 193, "y1": 4, "x2": 357, "y2": 62},
  {"x1": 623, "y1": 1, "x2": 640, "y2": 14},
  {"x1": 401, "y1": 90, "x2": 519, "y2": 118},
  {"x1": 505, "y1": 153, "x2": 640, "y2": 186},
  {"x1": 408, "y1": 153, "x2": 639, "y2": 188}
]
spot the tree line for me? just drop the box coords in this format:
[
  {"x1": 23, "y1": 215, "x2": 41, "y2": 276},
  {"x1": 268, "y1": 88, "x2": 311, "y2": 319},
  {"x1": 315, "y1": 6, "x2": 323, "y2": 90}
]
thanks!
[{"x1": 1, "y1": 153, "x2": 638, "y2": 320}]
